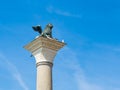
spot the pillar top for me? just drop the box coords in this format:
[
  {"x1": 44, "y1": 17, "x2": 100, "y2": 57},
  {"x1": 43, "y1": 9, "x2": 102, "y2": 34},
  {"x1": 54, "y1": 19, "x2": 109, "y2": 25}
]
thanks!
[{"x1": 24, "y1": 36, "x2": 66, "y2": 53}]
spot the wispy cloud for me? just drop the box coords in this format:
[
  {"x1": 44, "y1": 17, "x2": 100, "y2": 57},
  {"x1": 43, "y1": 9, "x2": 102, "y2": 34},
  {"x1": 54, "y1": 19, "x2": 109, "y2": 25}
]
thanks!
[
  {"x1": 59, "y1": 47, "x2": 120, "y2": 90},
  {"x1": 14, "y1": 73, "x2": 29, "y2": 90},
  {"x1": 46, "y1": 6, "x2": 82, "y2": 18},
  {"x1": 75, "y1": 72, "x2": 104, "y2": 90},
  {"x1": 0, "y1": 52, "x2": 29, "y2": 90},
  {"x1": 59, "y1": 47, "x2": 104, "y2": 90},
  {"x1": 91, "y1": 43, "x2": 120, "y2": 52},
  {"x1": 52, "y1": 24, "x2": 120, "y2": 90}
]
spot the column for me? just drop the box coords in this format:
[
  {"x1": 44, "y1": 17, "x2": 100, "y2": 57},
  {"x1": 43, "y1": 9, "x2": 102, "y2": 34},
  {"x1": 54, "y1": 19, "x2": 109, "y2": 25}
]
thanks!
[{"x1": 24, "y1": 37, "x2": 65, "y2": 90}]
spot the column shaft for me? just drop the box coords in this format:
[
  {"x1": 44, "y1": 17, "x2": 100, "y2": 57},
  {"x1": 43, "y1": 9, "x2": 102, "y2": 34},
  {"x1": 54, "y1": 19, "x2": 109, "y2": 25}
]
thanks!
[{"x1": 36, "y1": 62, "x2": 53, "y2": 90}]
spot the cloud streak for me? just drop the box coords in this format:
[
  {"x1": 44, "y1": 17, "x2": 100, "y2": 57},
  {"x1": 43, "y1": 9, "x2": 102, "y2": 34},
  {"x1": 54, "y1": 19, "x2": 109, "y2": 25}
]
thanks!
[
  {"x1": 46, "y1": 6, "x2": 82, "y2": 18},
  {"x1": 0, "y1": 52, "x2": 29, "y2": 90},
  {"x1": 59, "y1": 47, "x2": 104, "y2": 90},
  {"x1": 93, "y1": 43, "x2": 120, "y2": 52},
  {"x1": 59, "y1": 46, "x2": 120, "y2": 90}
]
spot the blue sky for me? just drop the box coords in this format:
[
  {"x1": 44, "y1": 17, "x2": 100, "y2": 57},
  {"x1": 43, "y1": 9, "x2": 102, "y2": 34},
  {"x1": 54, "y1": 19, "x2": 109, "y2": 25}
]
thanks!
[{"x1": 0, "y1": 0, "x2": 120, "y2": 90}]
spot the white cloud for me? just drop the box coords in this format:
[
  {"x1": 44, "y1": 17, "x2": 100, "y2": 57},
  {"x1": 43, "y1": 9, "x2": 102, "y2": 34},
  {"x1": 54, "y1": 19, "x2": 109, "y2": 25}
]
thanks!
[
  {"x1": 46, "y1": 6, "x2": 82, "y2": 18},
  {"x1": 75, "y1": 71, "x2": 104, "y2": 90},
  {"x1": 92, "y1": 43, "x2": 120, "y2": 52},
  {"x1": 59, "y1": 47, "x2": 120, "y2": 90},
  {"x1": 59, "y1": 47, "x2": 104, "y2": 90},
  {"x1": 14, "y1": 73, "x2": 29, "y2": 90},
  {"x1": 0, "y1": 52, "x2": 29, "y2": 90}
]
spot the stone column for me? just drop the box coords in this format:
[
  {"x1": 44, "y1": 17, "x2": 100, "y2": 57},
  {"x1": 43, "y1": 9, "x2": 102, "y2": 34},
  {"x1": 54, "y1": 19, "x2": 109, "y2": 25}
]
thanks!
[{"x1": 24, "y1": 37, "x2": 65, "y2": 90}]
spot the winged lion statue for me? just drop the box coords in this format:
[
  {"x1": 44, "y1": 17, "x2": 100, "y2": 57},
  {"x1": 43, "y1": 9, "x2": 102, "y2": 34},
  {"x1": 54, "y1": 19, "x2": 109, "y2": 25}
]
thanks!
[{"x1": 32, "y1": 23, "x2": 53, "y2": 38}]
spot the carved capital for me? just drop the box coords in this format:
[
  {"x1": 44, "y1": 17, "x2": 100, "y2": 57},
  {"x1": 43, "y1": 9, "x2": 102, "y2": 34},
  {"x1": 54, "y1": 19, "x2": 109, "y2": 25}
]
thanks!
[{"x1": 24, "y1": 37, "x2": 65, "y2": 53}]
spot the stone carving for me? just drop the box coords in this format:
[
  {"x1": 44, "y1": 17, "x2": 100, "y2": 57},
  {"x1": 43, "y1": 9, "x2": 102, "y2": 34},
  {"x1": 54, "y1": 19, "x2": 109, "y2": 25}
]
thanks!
[
  {"x1": 32, "y1": 24, "x2": 53, "y2": 38},
  {"x1": 24, "y1": 37, "x2": 65, "y2": 53}
]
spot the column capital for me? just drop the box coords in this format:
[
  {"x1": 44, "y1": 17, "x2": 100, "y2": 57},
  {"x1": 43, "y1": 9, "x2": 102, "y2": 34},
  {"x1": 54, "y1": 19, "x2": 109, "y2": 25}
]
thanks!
[
  {"x1": 24, "y1": 36, "x2": 65, "y2": 53},
  {"x1": 24, "y1": 37, "x2": 66, "y2": 63}
]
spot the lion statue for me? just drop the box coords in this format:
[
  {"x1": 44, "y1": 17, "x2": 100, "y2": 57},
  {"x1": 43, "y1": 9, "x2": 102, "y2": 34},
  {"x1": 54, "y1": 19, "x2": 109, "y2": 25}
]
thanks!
[{"x1": 32, "y1": 23, "x2": 53, "y2": 38}]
